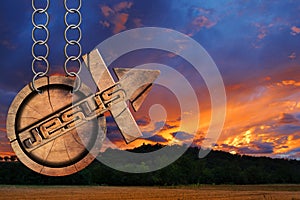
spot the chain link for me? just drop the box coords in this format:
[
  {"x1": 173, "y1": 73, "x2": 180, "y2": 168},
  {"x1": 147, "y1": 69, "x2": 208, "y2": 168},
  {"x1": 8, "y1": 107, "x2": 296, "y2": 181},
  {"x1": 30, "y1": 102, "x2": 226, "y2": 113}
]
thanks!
[
  {"x1": 31, "y1": 0, "x2": 82, "y2": 92},
  {"x1": 31, "y1": 0, "x2": 50, "y2": 93},
  {"x1": 64, "y1": 0, "x2": 82, "y2": 92}
]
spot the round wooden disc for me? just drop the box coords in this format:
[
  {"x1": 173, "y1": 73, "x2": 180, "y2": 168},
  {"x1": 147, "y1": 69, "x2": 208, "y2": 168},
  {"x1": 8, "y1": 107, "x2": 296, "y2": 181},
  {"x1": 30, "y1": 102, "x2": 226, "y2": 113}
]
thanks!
[{"x1": 6, "y1": 76, "x2": 106, "y2": 176}]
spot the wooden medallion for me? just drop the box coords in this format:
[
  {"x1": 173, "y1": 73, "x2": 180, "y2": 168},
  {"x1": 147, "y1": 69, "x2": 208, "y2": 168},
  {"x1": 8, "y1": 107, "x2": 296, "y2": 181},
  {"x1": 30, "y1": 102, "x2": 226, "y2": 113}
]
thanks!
[{"x1": 6, "y1": 76, "x2": 106, "y2": 176}]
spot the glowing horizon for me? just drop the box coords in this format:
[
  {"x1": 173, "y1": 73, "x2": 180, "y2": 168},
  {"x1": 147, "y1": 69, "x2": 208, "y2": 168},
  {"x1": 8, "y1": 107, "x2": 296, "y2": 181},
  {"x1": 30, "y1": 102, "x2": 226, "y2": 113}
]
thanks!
[{"x1": 0, "y1": 0, "x2": 300, "y2": 160}]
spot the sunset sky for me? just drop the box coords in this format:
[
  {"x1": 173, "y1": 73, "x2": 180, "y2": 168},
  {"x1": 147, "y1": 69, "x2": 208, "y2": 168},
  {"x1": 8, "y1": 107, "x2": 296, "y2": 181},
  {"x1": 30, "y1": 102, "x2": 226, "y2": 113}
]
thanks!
[{"x1": 0, "y1": 0, "x2": 300, "y2": 160}]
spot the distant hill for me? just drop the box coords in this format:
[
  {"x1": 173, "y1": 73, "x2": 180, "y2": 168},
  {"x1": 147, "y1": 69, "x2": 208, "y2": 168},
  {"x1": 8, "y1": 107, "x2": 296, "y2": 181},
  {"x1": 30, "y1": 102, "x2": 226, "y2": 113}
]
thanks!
[{"x1": 0, "y1": 144, "x2": 299, "y2": 185}]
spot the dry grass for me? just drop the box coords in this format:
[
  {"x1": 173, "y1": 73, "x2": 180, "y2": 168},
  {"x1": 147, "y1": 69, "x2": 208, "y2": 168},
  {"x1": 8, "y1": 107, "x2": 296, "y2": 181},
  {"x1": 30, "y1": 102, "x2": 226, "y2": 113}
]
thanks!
[{"x1": 0, "y1": 185, "x2": 299, "y2": 200}]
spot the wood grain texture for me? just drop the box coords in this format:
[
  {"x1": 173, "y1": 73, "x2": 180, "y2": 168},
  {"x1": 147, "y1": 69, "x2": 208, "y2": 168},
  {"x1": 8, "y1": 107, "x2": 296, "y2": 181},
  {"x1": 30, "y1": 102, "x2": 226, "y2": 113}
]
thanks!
[{"x1": 6, "y1": 76, "x2": 105, "y2": 176}]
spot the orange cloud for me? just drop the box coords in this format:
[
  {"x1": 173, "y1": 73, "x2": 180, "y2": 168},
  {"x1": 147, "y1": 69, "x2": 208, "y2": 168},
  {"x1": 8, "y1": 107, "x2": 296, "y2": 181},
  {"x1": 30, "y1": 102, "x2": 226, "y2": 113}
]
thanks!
[
  {"x1": 0, "y1": 140, "x2": 13, "y2": 157},
  {"x1": 101, "y1": 5, "x2": 114, "y2": 17},
  {"x1": 281, "y1": 80, "x2": 300, "y2": 87},
  {"x1": 113, "y1": 1, "x2": 133, "y2": 12},
  {"x1": 226, "y1": 83, "x2": 242, "y2": 91},
  {"x1": 256, "y1": 25, "x2": 268, "y2": 40},
  {"x1": 291, "y1": 26, "x2": 300, "y2": 35},
  {"x1": 0, "y1": 152, "x2": 15, "y2": 157},
  {"x1": 100, "y1": 61, "x2": 300, "y2": 159},
  {"x1": 3, "y1": 49, "x2": 300, "y2": 160},
  {"x1": 186, "y1": 7, "x2": 218, "y2": 36},
  {"x1": 192, "y1": 16, "x2": 216, "y2": 29},
  {"x1": 215, "y1": 111, "x2": 300, "y2": 157},
  {"x1": 214, "y1": 76, "x2": 300, "y2": 157},
  {"x1": 188, "y1": 15, "x2": 216, "y2": 36},
  {"x1": 99, "y1": 1, "x2": 134, "y2": 34},
  {"x1": 264, "y1": 76, "x2": 271, "y2": 81},
  {"x1": 252, "y1": 23, "x2": 274, "y2": 47},
  {"x1": 112, "y1": 13, "x2": 129, "y2": 34}
]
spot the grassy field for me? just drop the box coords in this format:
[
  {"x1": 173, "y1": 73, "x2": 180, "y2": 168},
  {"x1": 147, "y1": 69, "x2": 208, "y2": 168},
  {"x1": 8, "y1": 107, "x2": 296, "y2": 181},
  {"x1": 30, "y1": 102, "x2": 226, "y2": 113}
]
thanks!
[{"x1": 0, "y1": 185, "x2": 299, "y2": 200}]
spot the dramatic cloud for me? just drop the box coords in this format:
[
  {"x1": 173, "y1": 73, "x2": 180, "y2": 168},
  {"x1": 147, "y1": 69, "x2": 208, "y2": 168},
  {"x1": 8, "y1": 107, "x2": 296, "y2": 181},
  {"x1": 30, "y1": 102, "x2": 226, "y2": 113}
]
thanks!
[
  {"x1": 215, "y1": 111, "x2": 300, "y2": 158},
  {"x1": 1, "y1": 0, "x2": 300, "y2": 160}
]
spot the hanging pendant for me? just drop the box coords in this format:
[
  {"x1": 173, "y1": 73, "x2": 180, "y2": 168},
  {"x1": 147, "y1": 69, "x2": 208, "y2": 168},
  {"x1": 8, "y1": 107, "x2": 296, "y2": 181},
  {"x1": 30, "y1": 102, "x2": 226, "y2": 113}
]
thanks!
[{"x1": 6, "y1": 76, "x2": 105, "y2": 176}]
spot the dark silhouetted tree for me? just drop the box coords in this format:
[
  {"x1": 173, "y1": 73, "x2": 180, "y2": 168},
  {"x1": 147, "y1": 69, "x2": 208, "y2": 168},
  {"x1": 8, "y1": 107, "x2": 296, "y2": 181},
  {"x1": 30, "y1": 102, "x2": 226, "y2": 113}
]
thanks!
[
  {"x1": 0, "y1": 145, "x2": 300, "y2": 185},
  {"x1": 10, "y1": 155, "x2": 17, "y2": 162},
  {"x1": 3, "y1": 156, "x2": 9, "y2": 162}
]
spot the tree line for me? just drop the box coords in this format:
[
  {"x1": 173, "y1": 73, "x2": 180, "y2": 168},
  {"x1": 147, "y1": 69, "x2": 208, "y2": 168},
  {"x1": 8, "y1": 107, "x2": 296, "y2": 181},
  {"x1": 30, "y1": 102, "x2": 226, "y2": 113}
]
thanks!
[
  {"x1": 0, "y1": 144, "x2": 299, "y2": 185},
  {"x1": 0, "y1": 155, "x2": 18, "y2": 162}
]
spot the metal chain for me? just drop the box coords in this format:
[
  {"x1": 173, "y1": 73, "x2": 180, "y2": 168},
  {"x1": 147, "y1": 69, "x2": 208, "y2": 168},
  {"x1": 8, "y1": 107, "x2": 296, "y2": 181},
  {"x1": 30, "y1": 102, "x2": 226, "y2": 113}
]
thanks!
[
  {"x1": 31, "y1": 0, "x2": 50, "y2": 93},
  {"x1": 64, "y1": 0, "x2": 82, "y2": 91},
  {"x1": 31, "y1": 0, "x2": 82, "y2": 92}
]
